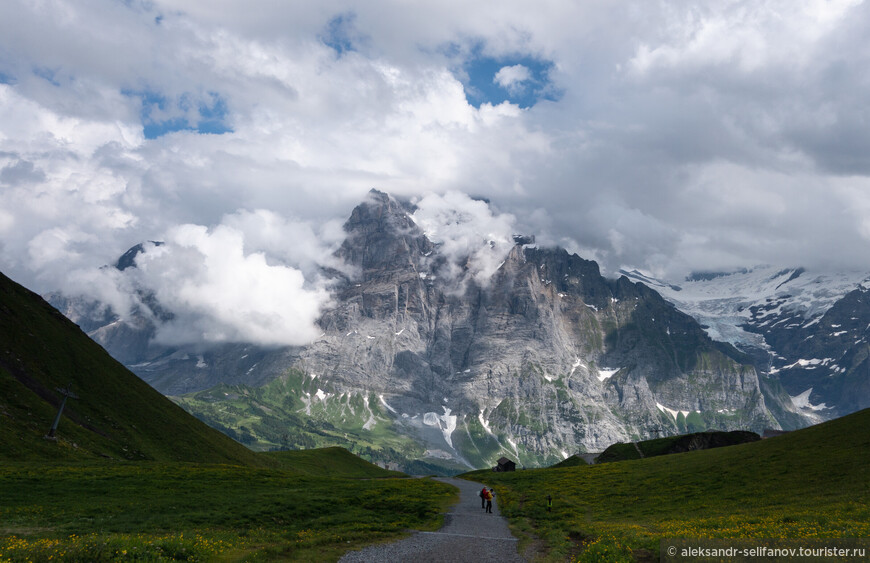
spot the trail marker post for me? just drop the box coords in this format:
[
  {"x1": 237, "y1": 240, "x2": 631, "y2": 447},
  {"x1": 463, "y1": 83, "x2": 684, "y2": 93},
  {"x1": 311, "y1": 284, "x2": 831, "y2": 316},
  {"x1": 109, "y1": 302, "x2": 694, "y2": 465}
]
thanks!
[{"x1": 45, "y1": 384, "x2": 79, "y2": 439}]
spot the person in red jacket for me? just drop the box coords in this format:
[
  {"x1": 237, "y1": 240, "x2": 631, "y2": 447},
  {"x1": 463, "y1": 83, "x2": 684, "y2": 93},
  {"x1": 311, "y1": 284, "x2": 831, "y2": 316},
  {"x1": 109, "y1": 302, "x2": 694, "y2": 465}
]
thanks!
[{"x1": 480, "y1": 486, "x2": 488, "y2": 509}]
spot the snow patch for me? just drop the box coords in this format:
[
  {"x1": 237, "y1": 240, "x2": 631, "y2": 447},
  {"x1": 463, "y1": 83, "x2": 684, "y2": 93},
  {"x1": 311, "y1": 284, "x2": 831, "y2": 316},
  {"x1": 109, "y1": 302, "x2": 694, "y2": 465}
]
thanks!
[
  {"x1": 363, "y1": 399, "x2": 377, "y2": 431},
  {"x1": 196, "y1": 356, "x2": 207, "y2": 369},
  {"x1": 315, "y1": 389, "x2": 328, "y2": 401},
  {"x1": 789, "y1": 388, "x2": 829, "y2": 411},
  {"x1": 570, "y1": 358, "x2": 585, "y2": 375},
  {"x1": 560, "y1": 450, "x2": 569, "y2": 460},
  {"x1": 478, "y1": 411, "x2": 494, "y2": 435},
  {"x1": 395, "y1": 328, "x2": 404, "y2": 336},
  {"x1": 424, "y1": 407, "x2": 458, "y2": 448},
  {"x1": 378, "y1": 394, "x2": 397, "y2": 414},
  {"x1": 597, "y1": 367, "x2": 620, "y2": 381},
  {"x1": 656, "y1": 402, "x2": 690, "y2": 420},
  {"x1": 783, "y1": 358, "x2": 826, "y2": 370}
]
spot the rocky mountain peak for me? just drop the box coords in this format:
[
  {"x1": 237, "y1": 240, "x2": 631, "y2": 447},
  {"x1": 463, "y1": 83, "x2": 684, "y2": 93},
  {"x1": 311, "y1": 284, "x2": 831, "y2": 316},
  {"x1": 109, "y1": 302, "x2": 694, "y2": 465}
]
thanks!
[
  {"x1": 335, "y1": 190, "x2": 435, "y2": 279},
  {"x1": 114, "y1": 241, "x2": 164, "y2": 271}
]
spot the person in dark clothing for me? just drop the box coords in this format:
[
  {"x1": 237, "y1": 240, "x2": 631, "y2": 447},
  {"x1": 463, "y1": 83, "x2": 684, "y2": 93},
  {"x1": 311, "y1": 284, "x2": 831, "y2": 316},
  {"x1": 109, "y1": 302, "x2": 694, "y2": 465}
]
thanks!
[{"x1": 485, "y1": 488, "x2": 494, "y2": 513}]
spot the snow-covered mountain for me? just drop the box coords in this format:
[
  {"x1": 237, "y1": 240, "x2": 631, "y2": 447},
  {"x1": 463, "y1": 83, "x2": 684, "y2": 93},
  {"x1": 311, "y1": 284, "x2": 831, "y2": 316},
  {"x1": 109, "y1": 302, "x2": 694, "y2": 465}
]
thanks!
[{"x1": 621, "y1": 267, "x2": 870, "y2": 422}]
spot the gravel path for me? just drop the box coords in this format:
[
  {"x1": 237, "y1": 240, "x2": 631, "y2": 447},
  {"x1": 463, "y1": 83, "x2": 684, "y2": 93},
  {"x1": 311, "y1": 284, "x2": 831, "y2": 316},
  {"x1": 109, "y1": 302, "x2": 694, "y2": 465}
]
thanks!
[{"x1": 339, "y1": 477, "x2": 526, "y2": 563}]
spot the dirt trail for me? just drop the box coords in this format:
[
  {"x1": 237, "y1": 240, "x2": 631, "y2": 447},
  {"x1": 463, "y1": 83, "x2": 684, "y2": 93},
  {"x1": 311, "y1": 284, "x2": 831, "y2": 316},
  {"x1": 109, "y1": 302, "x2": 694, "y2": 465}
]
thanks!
[{"x1": 339, "y1": 477, "x2": 525, "y2": 562}]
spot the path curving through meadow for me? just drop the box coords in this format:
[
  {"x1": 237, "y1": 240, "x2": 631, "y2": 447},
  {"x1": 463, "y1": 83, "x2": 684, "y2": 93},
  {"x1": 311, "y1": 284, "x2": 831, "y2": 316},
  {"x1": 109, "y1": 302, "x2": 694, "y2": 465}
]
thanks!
[{"x1": 339, "y1": 477, "x2": 525, "y2": 563}]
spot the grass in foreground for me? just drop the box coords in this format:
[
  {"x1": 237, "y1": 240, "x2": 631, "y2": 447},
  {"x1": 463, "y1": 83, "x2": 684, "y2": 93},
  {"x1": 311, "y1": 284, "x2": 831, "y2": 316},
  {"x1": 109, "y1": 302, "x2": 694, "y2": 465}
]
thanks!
[
  {"x1": 0, "y1": 457, "x2": 455, "y2": 562},
  {"x1": 464, "y1": 408, "x2": 870, "y2": 562}
]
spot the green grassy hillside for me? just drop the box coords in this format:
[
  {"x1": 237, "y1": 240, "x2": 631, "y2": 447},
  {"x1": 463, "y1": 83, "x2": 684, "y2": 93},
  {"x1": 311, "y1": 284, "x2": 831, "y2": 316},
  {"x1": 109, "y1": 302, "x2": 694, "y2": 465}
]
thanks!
[
  {"x1": 0, "y1": 459, "x2": 454, "y2": 561},
  {"x1": 464, "y1": 408, "x2": 870, "y2": 561},
  {"x1": 0, "y1": 271, "x2": 264, "y2": 465},
  {"x1": 595, "y1": 430, "x2": 760, "y2": 463},
  {"x1": 265, "y1": 446, "x2": 404, "y2": 478},
  {"x1": 549, "y1": 454, "x2": 588, "y2": 468}
]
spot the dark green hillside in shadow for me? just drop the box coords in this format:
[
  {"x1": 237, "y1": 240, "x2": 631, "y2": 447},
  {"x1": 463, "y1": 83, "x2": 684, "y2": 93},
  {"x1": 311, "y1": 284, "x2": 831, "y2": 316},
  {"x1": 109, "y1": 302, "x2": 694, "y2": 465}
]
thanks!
[
  {"x1": 0, "y1": 270, "x2": 265, "y2": 465},
  {"x1": 595, "y1": 429, "x2": 760, "y2": 463}
]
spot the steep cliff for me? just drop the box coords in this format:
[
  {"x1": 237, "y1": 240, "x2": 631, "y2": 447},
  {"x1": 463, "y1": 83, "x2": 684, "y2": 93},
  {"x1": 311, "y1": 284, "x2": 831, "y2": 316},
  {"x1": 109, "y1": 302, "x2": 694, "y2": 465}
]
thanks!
[
  {"x1": 47, "y1": 190, "x2": 780, "y2": 470},
  {"x1": 282, "y1": 191, "x2": 774, "y2": 468}
]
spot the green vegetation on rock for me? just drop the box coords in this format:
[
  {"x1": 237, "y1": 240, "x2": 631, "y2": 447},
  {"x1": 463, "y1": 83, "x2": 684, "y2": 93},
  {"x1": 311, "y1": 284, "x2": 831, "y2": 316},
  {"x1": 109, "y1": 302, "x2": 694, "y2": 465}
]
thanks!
[{"x1": 171, "y1": 372, "x2": 429, "y2": 469}]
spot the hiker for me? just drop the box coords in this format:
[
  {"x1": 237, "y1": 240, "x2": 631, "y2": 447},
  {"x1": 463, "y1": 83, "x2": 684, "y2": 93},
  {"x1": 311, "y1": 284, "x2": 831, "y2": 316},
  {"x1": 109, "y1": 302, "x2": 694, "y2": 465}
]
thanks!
[
  {"x1": 485, "y1": 488, "x2": 494, "y2": 513},
  {"x1": 480, "y1": 486, "x2": 487, "y2": 509}
]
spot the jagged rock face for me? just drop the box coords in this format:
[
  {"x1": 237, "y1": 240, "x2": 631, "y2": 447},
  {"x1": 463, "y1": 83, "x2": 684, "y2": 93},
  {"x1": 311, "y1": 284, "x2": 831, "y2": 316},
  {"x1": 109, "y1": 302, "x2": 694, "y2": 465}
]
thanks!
[
  {"x1": 291, "y1": 191, "x2": 775, "y2": 465},
  {"x1": 749, "y1": 285, "x2": 870, "y2": 417},
  {"x1": 47, "y1": 190, "x2": 781, "y2": 469}
]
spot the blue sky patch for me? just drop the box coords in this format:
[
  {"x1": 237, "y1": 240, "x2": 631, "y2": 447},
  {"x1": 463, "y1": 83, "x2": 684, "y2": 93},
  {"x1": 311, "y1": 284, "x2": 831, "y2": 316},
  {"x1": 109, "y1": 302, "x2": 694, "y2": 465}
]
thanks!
[
  {"x1": 320, "y1": 13, "x2": 359, "y2": 55},
  {"x1": 0, "y1": 71, "x2": 14, "y2": 84},
  {"x1": 123, "y1": 89, "x2": 232, "y2": 139},
  {"x1": 457, "y1": 47, "x2": 561, "y2": 109},
  {"x1": 33, "y1": 67, "x2": 61, "y2": 86}
]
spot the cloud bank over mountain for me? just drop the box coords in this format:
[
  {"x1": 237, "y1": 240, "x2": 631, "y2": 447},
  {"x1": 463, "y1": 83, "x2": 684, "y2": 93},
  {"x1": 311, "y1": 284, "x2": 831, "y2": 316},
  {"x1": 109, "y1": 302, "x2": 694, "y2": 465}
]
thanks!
[{"x1": 3, "y1": 0, "x2": 870, "y2": 345}]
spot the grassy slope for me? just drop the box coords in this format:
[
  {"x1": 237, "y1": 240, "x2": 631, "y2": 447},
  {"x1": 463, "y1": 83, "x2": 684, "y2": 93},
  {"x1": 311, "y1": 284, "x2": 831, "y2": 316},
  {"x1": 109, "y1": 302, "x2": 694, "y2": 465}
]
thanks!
[
  {"x1": 464, "y1": 408, "x2": 870, "y2": 560},
  {"x1": 549, "y1": 454, "x2": 588, "y2": 469},
  {"x1": 264, "y1": 446, "x2": 405, "y2": 478},
  {"x1": 595, "y1": 430, "x2": 760, "y2": 463},
  {"x1": 0, "y1": 270, "x2": 265, "y2": 465},
  {"x1": 0, "y1": 460, "x2": 456, "y2": 561}
]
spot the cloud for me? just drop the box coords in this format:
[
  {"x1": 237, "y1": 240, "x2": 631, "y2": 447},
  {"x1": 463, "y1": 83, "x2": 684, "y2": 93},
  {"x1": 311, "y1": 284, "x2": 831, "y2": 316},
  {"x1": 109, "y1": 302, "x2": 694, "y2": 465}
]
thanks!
[
  {"x1": 0, "y1": 159, "x2": 45, "y2": 185},
  {"x1": 131, "y1": 223, "x2": 333, "y2": 347},
  {"x1": 411, "y1": 191, "x2": 516, "y2": 286},
  {"x1": 2, "y1": 0, "x2": 870, "y2": 346},
  {"x1": 493, "y1": 64, "x2": 531, "y2": 93}
]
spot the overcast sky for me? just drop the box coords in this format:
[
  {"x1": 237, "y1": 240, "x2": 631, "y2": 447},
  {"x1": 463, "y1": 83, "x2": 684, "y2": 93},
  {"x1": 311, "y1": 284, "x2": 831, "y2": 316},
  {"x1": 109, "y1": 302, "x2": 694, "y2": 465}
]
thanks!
[{"x1": 3, "y1": 0, "x2": 870, "y2": 345}]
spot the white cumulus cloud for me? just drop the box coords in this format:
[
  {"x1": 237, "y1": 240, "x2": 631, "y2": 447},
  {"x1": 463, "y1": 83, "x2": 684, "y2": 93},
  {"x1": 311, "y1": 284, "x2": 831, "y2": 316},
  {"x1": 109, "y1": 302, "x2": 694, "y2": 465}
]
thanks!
[
  {"x1": 493, "y1": 64, "x2": 531, "y2": 93},
  {"x1": 131, "y1": 223, "x2": 332, "y2": 347}
]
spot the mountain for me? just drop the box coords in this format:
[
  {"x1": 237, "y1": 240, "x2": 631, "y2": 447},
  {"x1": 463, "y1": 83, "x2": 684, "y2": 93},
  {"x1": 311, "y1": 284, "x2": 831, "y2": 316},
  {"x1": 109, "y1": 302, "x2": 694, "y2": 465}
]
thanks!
[
  {"x1": 621, "y1": 267, "x2": 870, "y2": 422},
  {"x1": 0, "y1": 270, "x2": 265, "y2": 465},
  {"x1": 47, "y1": 191, "x2": 786, "y2": 471}
]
